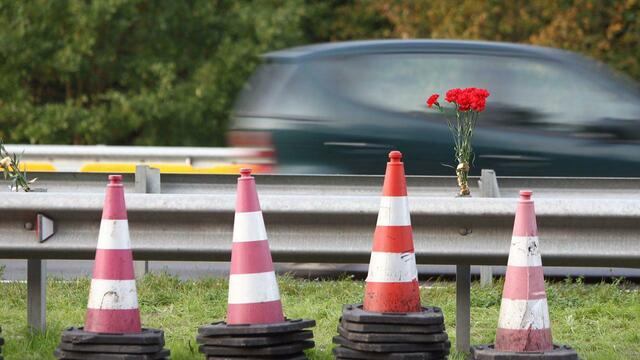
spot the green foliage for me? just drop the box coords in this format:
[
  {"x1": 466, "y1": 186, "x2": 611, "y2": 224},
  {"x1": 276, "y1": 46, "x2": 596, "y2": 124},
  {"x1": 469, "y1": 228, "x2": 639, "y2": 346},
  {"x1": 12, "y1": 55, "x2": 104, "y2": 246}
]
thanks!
[
  {"x1": 0, "y1": 0, "x2": 311, "y2": 145},
  {"x1": 363, "y1": 0, "x2": 640, "y2": 81},
  {"x1": 0, "y1": 0, "x2": 638, "y2": 146}
]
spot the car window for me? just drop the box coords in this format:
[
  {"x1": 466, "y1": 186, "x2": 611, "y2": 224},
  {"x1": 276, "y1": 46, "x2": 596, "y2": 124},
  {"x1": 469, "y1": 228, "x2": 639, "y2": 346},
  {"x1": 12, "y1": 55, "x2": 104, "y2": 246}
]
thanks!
[
  {"x1": 234, "y1": 62, "x2": 298, "y2": 114},
  {"x1": 308, "y1": 53, "x2": 638, "y2": 130}
]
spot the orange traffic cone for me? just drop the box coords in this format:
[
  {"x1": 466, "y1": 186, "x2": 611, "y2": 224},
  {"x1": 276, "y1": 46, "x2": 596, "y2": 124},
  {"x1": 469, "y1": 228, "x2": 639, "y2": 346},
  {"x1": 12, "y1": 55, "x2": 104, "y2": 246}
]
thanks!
[
  {"x1": 85, "y1": 175, "x2": 142, "y2": 333},
  {"x1": 363, "y1": 151, "x2": 421, "y2": 313},
  {"x1": 226, "y1": 168, "x2": 285, "y2": 324},
  {"x1": 332, "y1": 152, "x2": 451, "y2": 359},
  {"x1": 495, "y1": 190, "x2": 552, "y2": 351}
]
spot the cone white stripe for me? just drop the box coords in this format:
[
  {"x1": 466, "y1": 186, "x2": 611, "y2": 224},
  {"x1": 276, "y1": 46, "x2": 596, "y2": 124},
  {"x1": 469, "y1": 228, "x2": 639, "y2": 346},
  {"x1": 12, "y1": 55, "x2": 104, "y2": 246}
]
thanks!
[
  {"x1": 497, "y1": 298, "x2": 550, "y2": 330},
  {"x1": 96, "y1": 220, "x2": 131, "y2": 250},
  {"x1": 366, "y1": 252, "x2": 417, "y2": 282},
  {"x1": 233, "y1": 211, "x2": 268, "y2": 243},
  {"x1": 507, "y1": 236, "x2": 542, "y2": 267},
  {"x1": 228, "y1": 271, "x2": 281, "y2": 304},
  {"x1": 376, "y1": 196, "x2": 411, "y2": 226},
  {"x1": 87, "y1": 279, "x2": 139, "y2": 310}
]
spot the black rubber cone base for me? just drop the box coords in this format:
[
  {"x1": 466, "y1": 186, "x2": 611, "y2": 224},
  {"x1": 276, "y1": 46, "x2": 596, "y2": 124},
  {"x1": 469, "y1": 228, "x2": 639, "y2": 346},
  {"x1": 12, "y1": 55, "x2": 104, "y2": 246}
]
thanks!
[
  {"x1": 61, "y1": 327, "x2": 165, "y2": 345},
  {"x1": 333, "y1": 346, "x2": 449, "y2": 359},
  {"x1": 342, "y1": 304, "x2": 444, "y2": 325},
  {"x1": 199, "y1": 340, "x2": 314, "y2": 356},
  {"x1": 54, "y1": 348, "x2": 170, "y2": 360},
  {"x1": 471, "y1": 344, "x2": 580, "y2": 360},
  {"x1": 198, "y1": 319, "x2": 316, "y2": 336},
  {"x1": 197, "y1": 330, "x2": 313, "y2": 347},
  {"x1": 58, "y1": 342, "x2": 165, "y2": 354},
  {"x1": 55, "y1": 327, "x2": 170, "y2": 360},
  {"x1": 340, "y1": 318, "x2": 444, "y2": 334},
  {"x1": 333, "y1": 335, "x2": 450, "y2": 353},
  {"x1": 205, "y1": 355, "x2": 307, "y2": 360},
  {"x1": 337, "y1": 325, "x2": 448, "y2": 343}
]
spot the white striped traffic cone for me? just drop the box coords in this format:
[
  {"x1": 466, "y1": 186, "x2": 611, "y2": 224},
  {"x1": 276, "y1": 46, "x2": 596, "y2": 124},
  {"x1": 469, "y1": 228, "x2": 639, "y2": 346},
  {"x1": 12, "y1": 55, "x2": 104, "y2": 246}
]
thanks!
[
  {"x1": 226, "y1": 168, "x2": 285, "y2": 324},
  {"x1": 363, "y1": 151, "x2": 421, "y2": 313},
  {"x1": 495, "y1": 190, "x2": 553, "y2": 351},
  {"x1": 85, "y1": 175, "x2": 142, "y2": 333}
]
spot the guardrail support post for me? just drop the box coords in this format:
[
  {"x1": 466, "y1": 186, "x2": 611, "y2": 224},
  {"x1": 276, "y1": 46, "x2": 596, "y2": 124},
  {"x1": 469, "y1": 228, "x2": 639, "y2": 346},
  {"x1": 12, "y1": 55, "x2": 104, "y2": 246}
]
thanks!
[
  {"x1": 27, "y1": 258, "x2": 46, "y2": 332},
  {"x1": 478, "y1": 169, "x2": 500, "y2": 287},
  {"x1": 134, "y1": 165, "x2": 161, "y2": 277},
  {"x1": 456, "y1": 264, "x2": 471, "y2": 354}
]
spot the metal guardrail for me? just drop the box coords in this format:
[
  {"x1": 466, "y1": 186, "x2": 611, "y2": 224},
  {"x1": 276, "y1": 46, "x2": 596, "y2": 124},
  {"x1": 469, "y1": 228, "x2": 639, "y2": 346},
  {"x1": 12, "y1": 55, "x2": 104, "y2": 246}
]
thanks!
[
  {"x1": 1, "y1": 169, "x2": 639, "y2": 352},
  {"x1": 2, "y1": 191, "x2": 639, "y2": 266},
  {"x1": 6, "y1": 171, "x2": 640, "y2": 199},
  {"x1": 4, "y1": 144, "x2": 273, "y2": 171}
]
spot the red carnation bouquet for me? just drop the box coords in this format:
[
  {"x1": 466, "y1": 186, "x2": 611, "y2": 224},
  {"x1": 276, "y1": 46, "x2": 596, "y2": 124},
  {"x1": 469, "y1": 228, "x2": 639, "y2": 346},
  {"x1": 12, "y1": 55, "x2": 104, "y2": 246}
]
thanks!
[{"x1": 426, "y1": 88, "x2": 490, "y2": 196}]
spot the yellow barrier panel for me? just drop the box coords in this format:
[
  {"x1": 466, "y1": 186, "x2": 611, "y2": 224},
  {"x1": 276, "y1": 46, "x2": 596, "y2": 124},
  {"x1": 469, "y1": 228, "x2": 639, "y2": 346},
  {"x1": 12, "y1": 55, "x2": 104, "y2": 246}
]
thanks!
[
  {"x1": 18, "y1": 163, "x2": 57, "y2": 172},
  {"x1": 80, "y1": 163, "x2": 138, "y2": 173}
]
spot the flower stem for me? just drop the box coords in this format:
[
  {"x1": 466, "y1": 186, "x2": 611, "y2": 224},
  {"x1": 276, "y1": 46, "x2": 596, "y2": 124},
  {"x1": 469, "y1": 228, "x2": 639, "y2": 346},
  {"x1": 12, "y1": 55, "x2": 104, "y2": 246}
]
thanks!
[{"x1": 0, "y1": 140, "x2": 33, "y2": 192}]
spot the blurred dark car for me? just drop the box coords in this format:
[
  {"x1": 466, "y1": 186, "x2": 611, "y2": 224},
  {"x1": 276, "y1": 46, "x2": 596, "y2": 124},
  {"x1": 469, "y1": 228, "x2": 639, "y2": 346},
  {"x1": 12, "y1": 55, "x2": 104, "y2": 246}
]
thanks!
[{"x1": 229, "y1": 40, "x2": 640, "y2": 176}]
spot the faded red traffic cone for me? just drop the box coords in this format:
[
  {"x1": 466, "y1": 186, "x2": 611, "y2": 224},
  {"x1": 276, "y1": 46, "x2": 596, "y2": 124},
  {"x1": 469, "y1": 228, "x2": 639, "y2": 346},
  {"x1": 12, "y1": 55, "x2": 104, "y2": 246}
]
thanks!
[
  {"x1": 85, "y1": 175, "x2": 142, "y2": 333},
  {"x1": 363, "y1": 151, "x2": 421, "y2": 313},
  {"x1": 495, "y1": 190, "x2": 553, "y2": 351},
  {"x1": 226, "y1": 168, "x2": 285, "y2": 324}
]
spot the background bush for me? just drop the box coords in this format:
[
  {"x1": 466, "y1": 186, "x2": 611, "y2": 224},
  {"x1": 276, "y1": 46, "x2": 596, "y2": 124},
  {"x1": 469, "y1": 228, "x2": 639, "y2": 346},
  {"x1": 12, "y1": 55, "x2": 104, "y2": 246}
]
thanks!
[{"x1": 1, "y1": 0, "x2": 638, "y2": 146}]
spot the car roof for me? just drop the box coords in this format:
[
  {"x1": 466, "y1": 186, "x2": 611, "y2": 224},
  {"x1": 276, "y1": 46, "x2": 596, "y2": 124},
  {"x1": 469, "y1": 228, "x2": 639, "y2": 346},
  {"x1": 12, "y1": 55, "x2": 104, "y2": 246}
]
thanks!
[{"x1": 263, "y1": 39, "x2": 581, "y2": 63}]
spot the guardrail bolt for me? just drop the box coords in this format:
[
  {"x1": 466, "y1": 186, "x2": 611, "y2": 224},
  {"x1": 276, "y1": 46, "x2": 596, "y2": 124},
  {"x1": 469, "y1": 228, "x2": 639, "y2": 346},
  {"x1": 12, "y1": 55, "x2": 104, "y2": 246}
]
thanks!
[
  {"x1": 458, "y1": 227, "x2": 472, "y2": 236},
  {"x1": 24, "y1": 222, "x2": 34, "y2": 231}
]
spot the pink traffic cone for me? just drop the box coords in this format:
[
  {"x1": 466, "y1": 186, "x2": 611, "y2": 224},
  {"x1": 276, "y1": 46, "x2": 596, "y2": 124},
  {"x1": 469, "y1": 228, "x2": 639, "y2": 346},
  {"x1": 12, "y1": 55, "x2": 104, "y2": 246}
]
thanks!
[
  {"x1": 85, "y1": 175, "x2": 142, "y2": 333},
  {"x1": 226, "y1": 168, "x2": 285, "y2": 324},
  {"x1": 495, "y1": 190, "x2": 553, "y2": 351}
]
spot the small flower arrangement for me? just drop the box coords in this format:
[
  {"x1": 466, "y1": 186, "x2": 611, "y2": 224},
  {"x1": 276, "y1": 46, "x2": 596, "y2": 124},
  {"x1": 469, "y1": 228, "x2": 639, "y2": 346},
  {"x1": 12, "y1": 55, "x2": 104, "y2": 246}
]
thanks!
[
  {"x1": 426, "y1": 88, "x2": 490, "y2": 196},
  {"x1": 1, "y1": 140, "x2": 36, "y2": 192}
]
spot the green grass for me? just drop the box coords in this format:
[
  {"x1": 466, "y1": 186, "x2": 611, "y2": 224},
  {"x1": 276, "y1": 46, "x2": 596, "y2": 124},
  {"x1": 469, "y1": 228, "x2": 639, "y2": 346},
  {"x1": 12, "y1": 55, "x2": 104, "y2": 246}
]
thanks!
[{"x1": 0, "y1": 274, "x2": 639, "y2": 359}]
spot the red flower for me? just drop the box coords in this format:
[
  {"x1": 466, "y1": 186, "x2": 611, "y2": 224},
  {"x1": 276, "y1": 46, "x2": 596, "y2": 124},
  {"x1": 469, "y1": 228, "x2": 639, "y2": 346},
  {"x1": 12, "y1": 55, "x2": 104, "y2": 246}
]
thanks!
[
  {"x1": 426, "y1": 94, "x2": 439, "y2": 108},
  {"x1": 445, "y1": 88, "x2": 462, "y2": 103},
  {"x1": 445, "y1": 87, "x2": 490, "y2": 112}
]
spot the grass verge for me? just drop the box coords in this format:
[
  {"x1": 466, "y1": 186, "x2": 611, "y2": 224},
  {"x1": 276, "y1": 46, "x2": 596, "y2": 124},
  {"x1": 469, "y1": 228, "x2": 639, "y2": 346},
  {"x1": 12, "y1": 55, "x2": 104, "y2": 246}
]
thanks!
[{"x1": 0, "y1": 274, "x2": 639, "y2": 359}]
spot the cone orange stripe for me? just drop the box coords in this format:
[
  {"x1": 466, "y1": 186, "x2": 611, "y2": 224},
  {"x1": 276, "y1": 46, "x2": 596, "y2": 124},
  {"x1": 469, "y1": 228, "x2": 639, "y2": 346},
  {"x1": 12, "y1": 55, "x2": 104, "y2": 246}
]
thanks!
[
  {"x1": 382, "y1": 169, "x2": 407, "y2": 196},
  {"x1": 227, "y1": 300, "x2": 285, "y2": 325},
  {"x1": 92, "y1": 249, "x2": 135, "y2": 280},
  {"x1": 85, "y1": 308, "x2": 142, "y2": 333},
  {"x1": 230, "y1": 240, "x2": 275, "y2": 274},
  {"x1": 503, "y1": 266, "x2": 546, "y2": 300},
  {"x1": 372, "y1": 226, "x2": 414, "y2": 252},
  {"x1": 496, "y1": 328, "x2": 553, "y2": 352},
  {"x1": 364, "y1": 281, "x2": 421, "y2": 313}
]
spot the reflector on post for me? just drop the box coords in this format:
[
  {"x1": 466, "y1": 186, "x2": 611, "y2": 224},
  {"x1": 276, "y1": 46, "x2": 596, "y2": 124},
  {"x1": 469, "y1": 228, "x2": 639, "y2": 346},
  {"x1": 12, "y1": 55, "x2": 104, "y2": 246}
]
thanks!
[{"x1": 36, "y1": 213, "x2": 55, "y2": 243}]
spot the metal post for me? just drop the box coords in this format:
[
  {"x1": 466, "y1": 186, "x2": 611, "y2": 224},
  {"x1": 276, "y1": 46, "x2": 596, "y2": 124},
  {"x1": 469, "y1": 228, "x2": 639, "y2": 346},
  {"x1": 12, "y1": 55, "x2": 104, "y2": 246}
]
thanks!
[
  {"x1": 134, "y1": 165, "x2": 161, "y2": 277},
  {"x1": 456, "y1": 264, "x2": 471, "y2": 354},
  {"x1": 135, "y1": 165, "x2": 161, "y2": 194},
  {"x1": 27, "y1": 258, "x2": 46, "y2": 332},
  {"x1": 478, "y1": 169, "x2": 501, "y2": 287}
]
